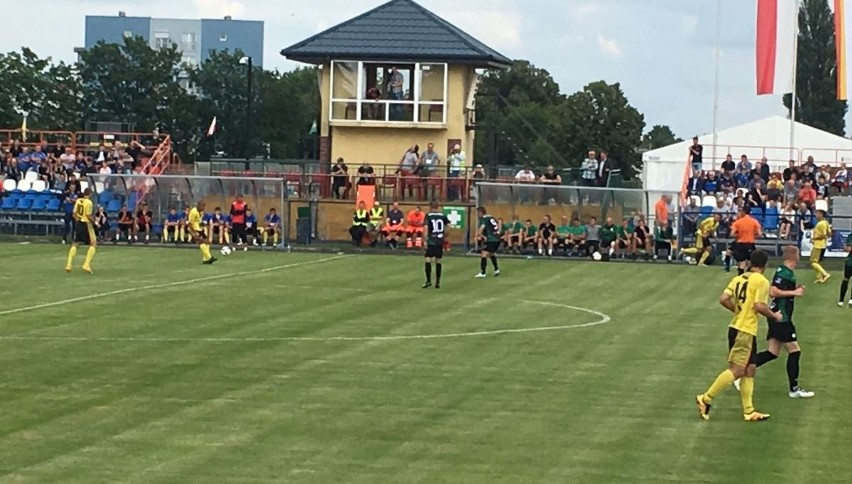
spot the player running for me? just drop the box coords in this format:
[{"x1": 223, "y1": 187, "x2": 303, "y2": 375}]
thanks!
[
  {"x1": 65, "y1": 188, "x2": 97, "y2": 273},
  {"x1": 740, "y1": 246, "x2": 814, "y2": 398},
  {"x1": 475, "y1": 206, "x2": 501, "y2": 278},
  {"x1": 810, "y1": 209, "x2": 832, "y2": 284},
  {"x1": 422, "y1": 202, "x2": 450, "y2": 289},
  {"x1": 696, "y1": 250, "x2": 781, "y2": 422},
  {"x1": 681, "y1": 213, "x2": 721, "y2": 266},
  {"x1": 188, "y1": 201, "x2": 217, "y2": 265},
  {"x1": 838, "y1": 231, "x2": 852, "y2": 307}
]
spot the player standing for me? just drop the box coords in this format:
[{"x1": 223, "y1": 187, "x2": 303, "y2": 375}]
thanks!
[
  {"x1": 475, "y1": 206, "x2": 501, "y2": 278},
  {"x1": 728, "y1": 206, "x2": 761, "y2": 275},
  {"x1": 696, "y1": 250, "x2": 780, "y2": 422},
  {"x1": 188, "y1": 201, "x2": 216, "y2": 265},
  {"x1": 422, "y1": 202, "x2": 450, "y2": 289},
  {"x1": 745, "y1": 246, "x2": 814, "y2": 398},
  {"x1": 65, "y1": 188, "x2": 97, "y2": 273},
  {"x1": 810, "y1": 209, "x2": 832, "y2": 284},
  {"x1": 838, "y1": 231, "x2": 852, "y2": 306}
]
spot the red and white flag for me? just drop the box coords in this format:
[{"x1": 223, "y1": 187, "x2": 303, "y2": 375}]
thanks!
[
  {"x1": 206, "y1": 116, "x2": 217, "y2": 137},
  {"x1": 756, "y1": 0, "x2": 799, "y2": 95}
]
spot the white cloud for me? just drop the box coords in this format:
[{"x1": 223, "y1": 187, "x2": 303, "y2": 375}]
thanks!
[
  {"x1": 681, "y1": 15, "x2": 699, "y2": 36},
  {"x1": 447, "y1": 10, "x2": 522, "y2": 49},
  {"x1": 193, "y1": 0, "x2": 246, "y2": 18},
  {"x1": 596, "y1": 34, "x2": 622, "y2": 58}
]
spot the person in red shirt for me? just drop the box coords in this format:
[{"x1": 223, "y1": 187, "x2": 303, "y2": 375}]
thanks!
[
  {"x1": 230, "y1": 194, "x2": 249, "y2": 246},
  {"x1": 797, "y1": 181, "x2": 817, "y2": 208}
]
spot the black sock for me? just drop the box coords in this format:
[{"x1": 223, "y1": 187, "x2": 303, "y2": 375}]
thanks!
[
  {"x1": 787, "y1": 351, "x2": 801, "y2": 391},
  {"x1": 723, "y1": 254, "x2": 730, "y2": 267},
  {"x1": 737, "y1": 267, "x2": 745, "y2": 275},
  {"x1": 480, "y1": 257, "x2": 487, "y2": 274},
  {"x1": 490, "y1": 255, "x2": 499, "y2": 270},
  {"x1": 755, "y1": 350, "x2": 778, "y2": 368},
  {"x1": 841, "y1": 280, "x2": 849, "y2": 302},
  {"x1": 424, "y1": 262, "x2": 432, "y2": 282},
  {"x1": 436, "y1": 263, "x2": 442, "y2": 283}
]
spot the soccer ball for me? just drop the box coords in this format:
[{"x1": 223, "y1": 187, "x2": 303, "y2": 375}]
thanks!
[
  {"x1": 220, "y1": 246, "x2": 233, "y2": 256},
  {"x1": 592, "y1": 251, "x2": 602, "y2": 261}
]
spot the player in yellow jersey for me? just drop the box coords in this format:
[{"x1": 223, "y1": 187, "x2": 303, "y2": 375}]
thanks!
[
  {"x1": 810, "y1": 209, "x2": 831, "y2": 283},
  {"x1": 696, "y1": 250, "x2": 782, "y2": 422},
  {"x1": 66, "y1": 188, "x2": 97, "y2": 273},
  {"x1": 188, "y1": 201, "x2": 217, "y2": 265},
  {"x1": 681, "y1": 213, "x2": 721, "y2": 266}
]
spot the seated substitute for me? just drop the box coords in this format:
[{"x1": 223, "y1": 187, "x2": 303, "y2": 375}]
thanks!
[
  {"x1": 505, "y1": 216, "x2": 524, "y2": 254},
  {"x1": 566, "y1": 218, "x2": 587, "y2": 256},
  {"x1": 381, "y1": 201, "x2": 405, "y2": 249},
  {"x1": 163, "y1": 207, "x2": 181, "y2": 243},
  {"x1": 653, "y1": 219, "x2": 676, "y2": 261},
  {"x1": 245, "y1": 209, "x2": 258, "y2": 246},
  {"x1": 116, "y1": 205, "x2": 134, "y2": 243},
  {"x1": 208, "y1": 206, "x2": 229, "y2": 245},
  {"x1": 94, "y1": 205, "x2": 109, "y2": 242},
  {"x1": 633, "y1": 217, "x2": 654, "y2": 260},
  {"x1": 178, "y1": 208, "x2": 189, "y2": 243},
  {"x1": 349, "y1": 201, "x2": 370, "y2": 246},
  {"x1": 134, "y1": 202, "x2": 153, "y2": 244},
  {"x1": 555, "y1": 216, "x2": 572, "y2": 255},
  {"x1": 521, "y1": 219, "x2": 537, "y2": 251},
  {"x1": 614, "y1": 218, "x2": 634, "y2": 259},
  {"x1": 598, "y1": 217, "x2": 618, "y2": 257},
  {"x1": 681, "y1": 213, "x2": 721, "y2": 266},
  {"x1": 405, "y1": 206, "x2": 426, "y2": 249},
  {"x1": 537, "y1": 215, "x2": 557, "y2": 256},
  {"x1": 263, "y1": 208, "x2": 281, "y2": 247}
]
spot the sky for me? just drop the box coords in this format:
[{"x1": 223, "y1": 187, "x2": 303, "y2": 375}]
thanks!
[{"x1": 0, "y1": 0, "x2": 807, "y2": 139}]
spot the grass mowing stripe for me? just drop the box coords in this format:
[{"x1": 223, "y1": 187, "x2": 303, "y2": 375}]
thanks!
[{"x1": 0, "y1": 255, "x2": 349, "y2": 317}]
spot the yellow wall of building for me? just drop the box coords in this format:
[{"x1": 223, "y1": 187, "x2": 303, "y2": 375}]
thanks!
[{"x1": 321, "y1": 64, "x2": 476, "y2": 169}]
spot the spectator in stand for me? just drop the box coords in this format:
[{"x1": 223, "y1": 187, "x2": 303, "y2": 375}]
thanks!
[
  {"x1": 163, "y1": 208, "x2": 181, "y2": 243},
  {"x1": 229, "y1": 194, "x2": 249, "y2": 246},
  {"x1": 95, "y1": 144, "x2": 109, "y2": 164},
  {"x1": 689, "y1": 136, "x2": 703, "y2": 175},
  {"x1": 537, "y1": 215, "x2": 557, "y2": 256},
  {"x1": 3, "y1": 157, "x2": 21, "y2": 182},
  {"x1": 833, "y1": 163, "x2": 848, "y2": 195},
  {"x1": 331, "y1": 158, "x2": 350, "y2": 199},
  {"x1": 18, "y1": 147, "x2": 31, "y2": 172},
  {"x1": 713, "y1": 197, "x2": 733, "y2": 236},
  {"x1": 704, "y1": 171, "x2": 719, "y2": 194},
  {"x1": 779, "y1": 202, "x2": 796, "y2": 239},
  {"x1": 471, "y1": 164, "x2": 486, "y2": 181},
  {"x1": 654, "y1": 219, "x2": 675, "y2": 261},
  {"x1": 581, "y1": 150, "x2": 598, "y2": 187},
  {"x1": 539, "y1": 165, "x2": 562, "y2": 204},
  {"x1": 356, "y1": 161, "x2": 375, "y2": 187},
  {"x1": 397, "y1": 144, "x2": 419, "y2": 199},
  {"x1": 719, "y1": 169, "x2": 735, "y2": 193},
  {"x1": 747, "y1": 173, "x2": 767, "y2": 216},
  {"x1": 94, "y1": 205, "x2": 109, "y2": 241},
  {"x1": 381, "y1": 201, "x2": 406, "y2": 249},
  {"x1": 115, "y1": 205, "x2": 134, "y2": 243},
  {"x1": 597, "y1": 150, "x2": 614, "y2": 187},
  {"x1": 62, "y1": 182, "x2": 79, "y2": 244},
  {"x1": 514, "y1": 165, "x2": 536, "y2": 204},
  {"x1": 736, "y1": 154, "x2": 752, "y2": 181},
  {"x1": 815, "y1": 175, "x2": 830, "y2": 200},
  {"x1": 446, "y1": 144, "x2": 466, "y2": 200},
  {"x1": 755, "y1": 158, "x2": 770, "y2": 183},
  {"x1": 783, "y1": 175, "x2": 800, "y2": 204},
  {"x1": 263, "y1": 208, "x2": 281, "y2": 247},
  {"x1": 521, "y1": 219, "x2": 537, "y2": 251},
  {"x1": 585, "y1": 217, "x2": 601, "y2": 256},
  {"x1": 683, "y1": 197, "x2": 700, "y2": 235},
  {"x1": 405, "y1": 205, "x2": 425, "y2": 248},
  {"x1": 797, "y1": 202, "x2": 815, "y2": 232},
  {"x1": 766, "y1": 174, "x2": 783, "y2": 203},
  {"x1": 9, "y1": 140, "x2": 22, "y2": 157},
  {"x1": 721, "y1": 154, "x2": 736, "y2": 176},
  {"x1": 98, "y1": 161, "x2": 111, "y2": 182},
  {"x1": 134, "y1": 201, "x2": 153, "y2": 244},
  {"x1": 207, "y1": 206, "x2": 228, "y2": 245},
  {"x1": 798, "y1": 181, "x2": 817, "y2": 208},
  {"x1": 30, "y1": 145, "x2": 47, "y2": 165},
  {"x1": 783, "y1": 160, "x2": 798, "y2": 182},
  {"x1": 817, "y1": 165, "x2": 832, "y2": 185},
  {"x1": 801, "y1": 157, "x2": 817, "y2": 184},
  {"x1": 687, "y1": 171, "x2": 704, "y2": 196},
  {"x1": 420, "y1": 143, "x2": 440, "y2": 177}
]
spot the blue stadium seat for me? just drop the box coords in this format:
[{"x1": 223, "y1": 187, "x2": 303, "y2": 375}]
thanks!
[
  {"x1": 1, "y1": 197, "x2": 18, "y2": 210},
  {"x1": 16, "y1": 198, "x2": 32, "y2": 210},
  {"x1": 31, "y1": 198, "x2": 47, "y2": 212},
  {"x1": 752, "y1": 212, "x2": 764, "y2": 227},
  {"x1": 128, "y1": 192, "x2": 138, "y2": 211},
  {"x1": 106, "y1": 199, "x2": 122, "y2": 213},
  {"x1": 46, "y1": 198, "x2": 61, "y2": 212},
  {"x1": 699, "y1": 206, "x2": 713, "y2": 219},
  {"x1": 764, "y1": 207, "x2": 779, "y2": 231},
  {"x1": 99, "y1": 190, "x2": 114, "y2": 203}
]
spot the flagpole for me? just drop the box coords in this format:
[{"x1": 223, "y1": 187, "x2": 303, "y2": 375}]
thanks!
[
  {"x1": 790, "y1": 0, "x2": 801, "y2": 162},
  {"x1": 711, "y1": 0, "x2": 722, "y2": 171}
]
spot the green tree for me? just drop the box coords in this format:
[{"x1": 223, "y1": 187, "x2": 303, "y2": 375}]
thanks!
[
  {"x1": 256, "y1": 67, "x2": 319, "y2": 159},
  {"x1": 559, "y1": 81, "x2": 646, "y2": 178},
  {"x1": 782, "y1": 0, "x2": 848, "y2": 135},
  {"x1": 641, "y1": 125, "x2": 681, "y2": 151},
  {"x1": 474, "y1": 60, "x2": 565, "y2": 167},
  {"x1": 0, "y1": 48, "x2": 82, "y2": 131}
]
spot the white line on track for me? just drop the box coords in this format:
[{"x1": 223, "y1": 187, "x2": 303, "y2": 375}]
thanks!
[
  {"x1": 0, "y1": 300, "x2": 610, "y2": 342},
  {"x1": 0, "y1": 255, "x2": 349, "y2": 317}
]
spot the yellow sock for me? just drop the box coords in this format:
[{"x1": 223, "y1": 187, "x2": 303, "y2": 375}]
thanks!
[
  {"x1": 200, "y1": 243, "x2": 211, "y2": 261},
  {"x1": 179, "y1": 227, "x2": 185, "y2": 242},
  {"x1": 263, "y1": 231, "x2": 268, "y2": 245},
  {"x1": 66, "y1": 246, "x2": 78, "y2": 269},
  {"x1": 225, "y1": 232, "x2": 231, "y2": 244},
  {"x1": 812, "y1": 262, "x2": 828, "y2": 278},
  {"x1": 682, "y1": 248, "x2": 698, "y2": 255},
  {"x1": 83, "y1": 246, "x2": 96, "y2": 268},
  {"x1": 740, "y1": 377, "x2": 755, "y2": 414},
  {"x1": 698, "y1": 251, "x2": 710, "y2": 265},
  {"x1": 273, "y1": 232, "x2": 279, "y2": 245},
  {"x1": 703, "y1": 369, "x2": 736, "y2": 403}
]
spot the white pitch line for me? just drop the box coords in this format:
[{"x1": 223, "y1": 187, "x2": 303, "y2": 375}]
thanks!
[
  {"x1": 0, "y1": 301, "x2": 611, "y2": 342},
  {"x1": 0, "y1": 255, "x2": 350, "y2": 317}
]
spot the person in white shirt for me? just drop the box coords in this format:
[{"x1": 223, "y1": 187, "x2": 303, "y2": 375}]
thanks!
[
  {"x1": 832, "y1": 163, "x2": 848, "y2": 195},
  {"x1": 446, "y1": 144, "x2": 466, "y2": 200},
  {"x1": 514, "y1": 166, "x2": 536, "y2": 182}
]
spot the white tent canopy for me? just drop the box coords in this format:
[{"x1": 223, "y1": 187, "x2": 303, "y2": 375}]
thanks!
[{"x1": 642, "y1": 116, "x2": 852, "y2": 199}]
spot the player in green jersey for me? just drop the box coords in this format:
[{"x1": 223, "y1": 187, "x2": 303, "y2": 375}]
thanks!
[
  {"x1": 475, "y1": 206, "x2": 501, "y2": 278},
  {"x1": 422, "y1": 202, "x2": 450, "y2": 289},
  {"x1": 839, "y1": 232, "x2": 852, "y2": 306}
]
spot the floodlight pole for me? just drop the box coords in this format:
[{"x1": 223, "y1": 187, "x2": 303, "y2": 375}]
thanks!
[{"x1": 711, "y1": 0, "x2": 722, "y2": 171}]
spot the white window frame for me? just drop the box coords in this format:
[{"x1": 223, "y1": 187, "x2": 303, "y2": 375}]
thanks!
[{"x1": 329, "y1": 60, "x2": 447, "y2": 125}]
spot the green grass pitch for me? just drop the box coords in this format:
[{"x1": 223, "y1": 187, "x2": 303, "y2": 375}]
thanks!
[{"x1": 0, "y1": 244, "x2": 850, "y2": 483}]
